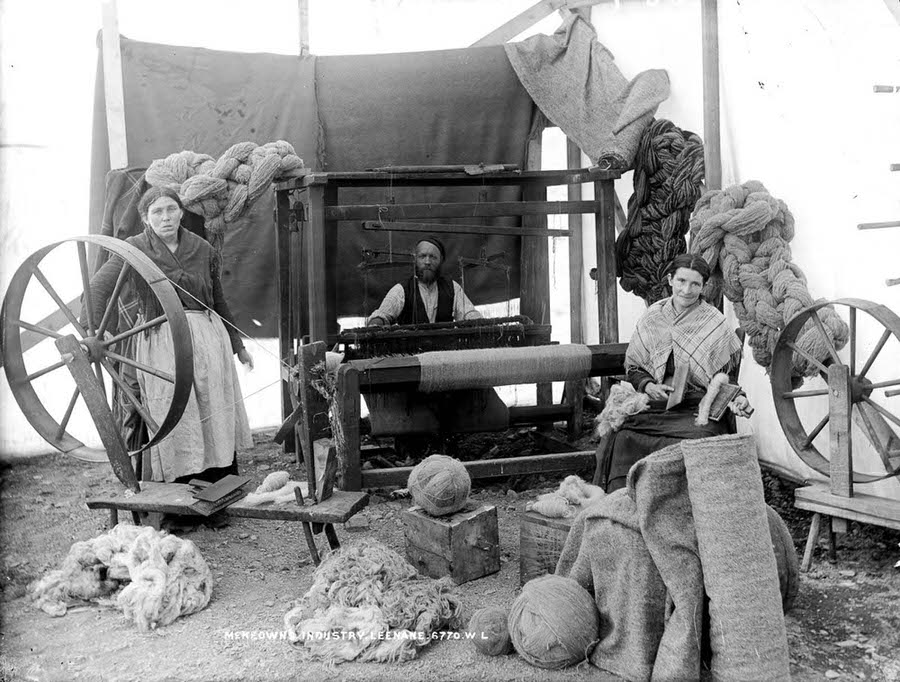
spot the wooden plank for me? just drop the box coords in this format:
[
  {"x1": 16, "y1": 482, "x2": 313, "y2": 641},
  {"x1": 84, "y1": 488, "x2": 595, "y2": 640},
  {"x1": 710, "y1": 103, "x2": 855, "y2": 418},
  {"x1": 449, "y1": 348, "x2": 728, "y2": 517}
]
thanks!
[
  {"x1": 305, "y1": 185, "x2": 328, "y2": 342},
  {"x1": 828, "y1": 364, "x2": 853, "y2": 500},
  {"x1": 795, "y1": 485, "x2": 900, "y2": 531},
  {"x1": 701, "y1": 0, "x2": 722, "y2": 190},
  {"x1": 471, "y1": 0, "x2": 559, "y2": 47},
  {"x1": 363, "y1": 219, "x2": 568, "y2": 238},
  {"x1": 334, "y1": 364, "x2": 362, "y2": 491},
  {"x1": 313, "y1": 438, "x2": 337, "y2": 503},
  {"x1": 56, "y1": 335, "x2": 139, "y2": 492},
  {"x1": 520, "y1": 510, "x2": 575, "y2": 584},
  {"x1": 594, "y1": 180, "x2": 619, "y2": 344},
  {"x1": 275, "y1": 168, "x2": 622, "y2": 191},
  {"x1": 328, "y1": 200, "x2": 606, "y2": 221},
  {"x1": 101, "y1": 0, "x2": 128, "y2": 169},
  {"x1": 361, "y1": 450, "x2": 596, "y2": 488}
]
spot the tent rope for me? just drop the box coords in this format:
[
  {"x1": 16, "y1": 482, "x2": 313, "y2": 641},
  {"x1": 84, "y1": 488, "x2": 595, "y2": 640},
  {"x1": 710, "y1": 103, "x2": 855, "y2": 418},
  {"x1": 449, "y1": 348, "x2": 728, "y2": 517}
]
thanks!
[
  {"x1": 689, "y1": 180, "x2": 849, "y2": 376},
  {"x1": 615, "y1": 119, "x2": 706, "y2": 304}
]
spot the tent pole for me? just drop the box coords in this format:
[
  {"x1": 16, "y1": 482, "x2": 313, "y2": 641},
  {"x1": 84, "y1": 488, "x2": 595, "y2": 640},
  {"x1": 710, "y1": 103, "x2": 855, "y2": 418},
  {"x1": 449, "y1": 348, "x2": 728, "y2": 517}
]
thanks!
[
  {"x1": 298, "y1": 0, "x2": 310, "y2": 55},
  {"x1": 101, "y1": 0, "x2": 128, "y2": 170},
  {"x1": 701, "y1": 0, "x2": 721, "y2": 190}
]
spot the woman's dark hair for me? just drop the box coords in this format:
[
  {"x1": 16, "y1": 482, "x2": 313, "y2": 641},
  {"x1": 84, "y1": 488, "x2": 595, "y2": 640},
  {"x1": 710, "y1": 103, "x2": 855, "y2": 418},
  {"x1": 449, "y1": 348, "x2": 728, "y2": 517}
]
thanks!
[
  {"x1": 666, "y1": 253, "x2": 711, "y2": 284},
  {"x1": 137, "y1": 186, "x2": 184, "y2": 221}
]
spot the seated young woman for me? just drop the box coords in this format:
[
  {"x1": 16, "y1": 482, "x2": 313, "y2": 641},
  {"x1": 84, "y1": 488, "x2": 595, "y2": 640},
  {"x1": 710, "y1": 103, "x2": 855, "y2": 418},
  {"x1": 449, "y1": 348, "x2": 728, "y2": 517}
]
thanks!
[{"x1": 598, "y1": 254, "x2": 753, "y2": 492}]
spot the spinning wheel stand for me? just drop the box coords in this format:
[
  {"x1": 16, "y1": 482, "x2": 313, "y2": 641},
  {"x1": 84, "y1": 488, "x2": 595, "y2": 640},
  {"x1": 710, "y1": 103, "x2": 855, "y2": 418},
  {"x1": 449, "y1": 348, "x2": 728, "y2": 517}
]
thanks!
[{"x1": 770, "y1": 299, "x2": 900, "y2": 570}]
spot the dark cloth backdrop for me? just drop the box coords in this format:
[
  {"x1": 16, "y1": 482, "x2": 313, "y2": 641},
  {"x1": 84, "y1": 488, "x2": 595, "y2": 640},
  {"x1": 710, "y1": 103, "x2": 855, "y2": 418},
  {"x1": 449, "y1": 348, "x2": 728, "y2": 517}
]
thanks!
[{"x1": 90, "y1": 37, "x2": 535, "y2": 337}]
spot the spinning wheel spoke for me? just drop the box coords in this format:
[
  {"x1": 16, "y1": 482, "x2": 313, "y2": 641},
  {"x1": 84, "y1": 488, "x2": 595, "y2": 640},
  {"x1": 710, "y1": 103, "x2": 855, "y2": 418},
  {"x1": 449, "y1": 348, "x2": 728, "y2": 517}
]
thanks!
[
  {"x1": 32, "y1": 267, "x2": 87, "y2": 338},
  {"x1": 97, "y1": 263, "x2": 130, "y2": 337},
  {"x1": 861, "y1": 397, "x2": 900, "y2": 430},
  {"x1": 100, "y1": 358, "x2": 160, "y2": 433},
  {"x1": 854, "y1": 403, "x2": 893, "y2": 470},
  {"x1": 24, "y1": 359, "x2": 67, "y2": 382},
  {"x1": 858, "y1": 329, "x2": 891, "y2": 379},
  {"x1": 868, "y1": 378, "x2": 900, "y2": 391},
  {"x1": 8, "y1": 318, "x2": 63, "y2": 340},
  {"x1": 811, "y1": 313, "x2": 841, "y2": 365},
  {"x1": 56, "y1": 387, "x2": 81, "y2": 441},
  {"x1": 786, "y1": 341, "x2": 829, "y2": 374},
  {"x1": 849, "y1": 307, "x2": 856, "y2": 376},
  {"x1": 93, "y1": 361, "x2": 107, "y2": 400},
  {"x1": 782, "y1": 388, "x2": 829, "y2": 399},
  {"x1": 104, "y1": 314, "x2": 167, "y2": 346},
  {"x1": 104, "y1": 350, "x2": 175, "y2": 383},
  {"x1": 803, "y1": 414, "x2": 829, "y2": 448},
  {"x1": 77, "y1": 242, "x2": 96, "y2": 335}
]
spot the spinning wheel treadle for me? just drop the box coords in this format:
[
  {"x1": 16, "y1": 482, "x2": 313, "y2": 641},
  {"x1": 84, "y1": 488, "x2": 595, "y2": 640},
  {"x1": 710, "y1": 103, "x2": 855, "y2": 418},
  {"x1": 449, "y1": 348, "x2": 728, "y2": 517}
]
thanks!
[
  {"x1": 2, "y1": 236, "x2": 193, "y2": 489},
  {"x1": 770, "y1": 298, "x2": 900, "y2": 483}
]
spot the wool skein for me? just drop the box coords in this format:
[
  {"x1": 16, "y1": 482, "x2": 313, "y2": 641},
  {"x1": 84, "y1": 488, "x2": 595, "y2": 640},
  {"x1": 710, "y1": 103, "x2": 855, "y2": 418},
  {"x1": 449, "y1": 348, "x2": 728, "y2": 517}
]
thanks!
[
  {"x1": 407, "y1": 455, "x2": 471, "y2": 516},
  {"x1": 468, "y1": 606, "x2": 513, "y2": 656},
  {"x1": 508, "y1": 575, "x2": 599, "y2": 669}
]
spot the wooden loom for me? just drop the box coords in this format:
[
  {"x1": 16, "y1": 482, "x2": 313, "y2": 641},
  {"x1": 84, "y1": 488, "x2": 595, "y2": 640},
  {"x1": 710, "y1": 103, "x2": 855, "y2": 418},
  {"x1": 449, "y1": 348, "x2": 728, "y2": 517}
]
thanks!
[{"x1": 272, "y1": 165, "x2": 624, "y2": 487}]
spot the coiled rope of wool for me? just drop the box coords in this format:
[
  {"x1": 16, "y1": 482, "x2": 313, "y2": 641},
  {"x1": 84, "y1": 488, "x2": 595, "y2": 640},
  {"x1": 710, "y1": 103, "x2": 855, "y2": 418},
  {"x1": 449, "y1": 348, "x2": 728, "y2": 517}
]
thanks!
[
  {"x1": 144, "y1": 140, "x2": 304, "y2": 252},
  {"x1": 615, "y1": 119, "x2": 706, "y2": 304},
  {"x1": 689, "y1": 180, "x2": 849, "y2": 376}
]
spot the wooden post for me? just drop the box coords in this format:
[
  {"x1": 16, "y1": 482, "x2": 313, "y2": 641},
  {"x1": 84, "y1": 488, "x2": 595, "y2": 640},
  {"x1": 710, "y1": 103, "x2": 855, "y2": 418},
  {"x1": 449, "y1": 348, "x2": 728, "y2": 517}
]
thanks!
[
  {"x1": 101, "y1": 0, "x2": 128, "y2": 170},
  {"x1": 594, "y1": 179, "x2": 618, "y2": 345},
  {"x1": 333, "y1": 364, "x2": 361, "y2": 492},
  {"x1": 275, "y1": 188, "x2": 296, "y2": 453},
  {"x1": 306, "y1": 186, "x2": 329, "y2": 343},
  {"x1": 566, "y1": 139, "x2": 585, "y2": 437},
  {"x1": 828, "y1": 364, "x2": 853, "y2": 534},
  {"x1": 701, "y1": 0, "x2": 722, "y2": 190},
  {"x1": 297, "y1": 0, "x2": 310, "y2": 55},
  {"x1": 296, "y1": 341, "x2": 328, "y2": 497}
]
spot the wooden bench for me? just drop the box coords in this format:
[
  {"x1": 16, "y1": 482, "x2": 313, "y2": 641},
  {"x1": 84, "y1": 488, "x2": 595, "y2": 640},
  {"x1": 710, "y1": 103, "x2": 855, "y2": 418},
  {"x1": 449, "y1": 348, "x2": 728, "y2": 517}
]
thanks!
[{"x1": 86, "y1": 482, "x2": 368, "y2": 565}]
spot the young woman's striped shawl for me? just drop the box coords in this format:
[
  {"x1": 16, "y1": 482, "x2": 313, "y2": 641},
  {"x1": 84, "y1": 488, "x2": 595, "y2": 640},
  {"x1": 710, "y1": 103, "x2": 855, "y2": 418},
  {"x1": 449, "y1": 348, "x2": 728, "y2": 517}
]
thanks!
[{"x1": 625, "y1": 298, "x2": 742, "y2": 389}]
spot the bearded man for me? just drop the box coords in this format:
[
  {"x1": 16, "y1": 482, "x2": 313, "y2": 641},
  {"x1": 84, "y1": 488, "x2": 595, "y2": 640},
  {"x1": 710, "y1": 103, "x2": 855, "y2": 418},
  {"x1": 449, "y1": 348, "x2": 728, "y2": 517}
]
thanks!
[{"x1": 366, "y1": 237, "x2": 482, "y2": 326}]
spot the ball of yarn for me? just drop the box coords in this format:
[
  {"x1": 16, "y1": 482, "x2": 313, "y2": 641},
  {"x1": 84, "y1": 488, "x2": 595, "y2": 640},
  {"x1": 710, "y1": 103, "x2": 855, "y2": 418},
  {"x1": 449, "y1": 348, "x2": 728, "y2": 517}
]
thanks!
[
  {"x1": 468, "y1": 606, "x2": 513, "y2": 656},
  {"x1": 407, "y1": 455, "x2": 470, "y2": 516},
  {"x1": 508, "y1": 575, "x2": 599, "y2": 669}
]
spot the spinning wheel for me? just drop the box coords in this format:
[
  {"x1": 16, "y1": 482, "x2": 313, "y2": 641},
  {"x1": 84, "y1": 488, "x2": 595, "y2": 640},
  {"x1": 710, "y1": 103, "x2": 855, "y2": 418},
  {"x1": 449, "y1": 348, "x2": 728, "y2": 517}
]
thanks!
[
  {"x1": 771, "y1": 298, "x2": 900, "y2": 483},
  {"x1": 2, "y1": 236, "x2": 193, "y2": 490}
]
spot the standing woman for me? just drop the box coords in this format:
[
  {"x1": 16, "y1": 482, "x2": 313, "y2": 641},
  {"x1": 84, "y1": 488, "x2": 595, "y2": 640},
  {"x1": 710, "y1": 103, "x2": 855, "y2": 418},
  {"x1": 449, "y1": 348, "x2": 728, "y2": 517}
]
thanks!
[
  {"x1": 596, "y1": 254, "x2": 753, "y2": 492},
  {"x1": 90, "y1": 187, "x2": 253, "y2": 484}
]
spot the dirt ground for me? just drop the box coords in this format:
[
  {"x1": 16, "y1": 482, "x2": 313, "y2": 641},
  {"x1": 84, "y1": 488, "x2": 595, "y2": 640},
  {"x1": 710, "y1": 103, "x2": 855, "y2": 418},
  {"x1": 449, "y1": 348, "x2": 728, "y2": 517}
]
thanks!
[{"x1": 1, "y1": 426, "x2": 899, "y2": 682}]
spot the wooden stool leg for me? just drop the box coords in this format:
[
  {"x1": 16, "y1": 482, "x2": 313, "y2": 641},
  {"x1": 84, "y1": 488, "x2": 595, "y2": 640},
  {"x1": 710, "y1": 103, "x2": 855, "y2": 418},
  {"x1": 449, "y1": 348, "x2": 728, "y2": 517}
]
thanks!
[
  {"x1": 109, "y1": 508, "x2": 119, "y2": 528},
  {"x1": 131, "y1": 510, "x2": 142, "y2": 526},
  {"x1": 801, "y1": 512, "x2": 822, "y2": 572},
  {"x1": 301, "y1": 522, "x2": 320, "y2": 565},
  {"x1": 324, "y1": 524, "x2": 340, "y2": 551},
  {"x1": 828, "y1": 517, "x2": 838, "y2": 562}
]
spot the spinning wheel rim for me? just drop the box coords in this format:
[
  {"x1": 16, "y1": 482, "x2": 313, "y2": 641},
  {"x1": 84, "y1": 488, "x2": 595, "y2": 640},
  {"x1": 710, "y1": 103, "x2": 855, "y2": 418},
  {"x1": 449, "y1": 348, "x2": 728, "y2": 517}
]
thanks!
[
  {"x1": 771, "y1": 298, "x2": 900, "y2": 483},
  {"x1": 2, "y1": 236, "x2": 193, "y2": 464}
]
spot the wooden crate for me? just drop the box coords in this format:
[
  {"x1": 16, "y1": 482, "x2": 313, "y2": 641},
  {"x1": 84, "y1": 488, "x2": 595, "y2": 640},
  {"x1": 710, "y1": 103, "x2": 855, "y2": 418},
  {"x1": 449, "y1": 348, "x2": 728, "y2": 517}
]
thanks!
[
  {"x1": 402, "y1": 503, "x2": 500, "y2": 584},
  {"x1": 519, "y1": 510, "x2": 575, "y2": 585}
]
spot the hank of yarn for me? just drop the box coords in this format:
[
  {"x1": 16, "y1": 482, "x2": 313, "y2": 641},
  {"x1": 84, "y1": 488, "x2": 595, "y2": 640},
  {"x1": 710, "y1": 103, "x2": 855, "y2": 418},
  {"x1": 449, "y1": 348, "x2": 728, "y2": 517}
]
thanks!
[
  {"x1": 689, "y1": 180, "x2": 849, "y2": 376},
  {"x1": 407, "y1": 455, "x2": 471, "y2": 517},
  {"x1": 615, "y1": 119, "x2": 706, "y2": 304},
  {"x1": 145, "y1": 140, "x2": 304, "y2": 253},
  {"x1": 469, "y1": 606, "x2": 513, "y2": 656},
  {"x1": 593, "y1": 382, "x2": 651, "y2": 440},
  {"x1": 694, "y1": 372, "x2": 730, "y2": 426},
  {"x1": 507, "y1": 575, "x2": 600, "y2": 669},
  {"x1": 255, "y1": 471, "x2": 291, "y2": 493}
]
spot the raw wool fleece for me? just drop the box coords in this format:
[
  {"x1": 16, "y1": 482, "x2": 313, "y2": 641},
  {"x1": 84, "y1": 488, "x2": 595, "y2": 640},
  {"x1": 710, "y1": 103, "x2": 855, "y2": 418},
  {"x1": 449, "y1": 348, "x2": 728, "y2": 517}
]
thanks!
[
  {"x1": 29, "y1": 524, "x2": 212, "y2": 632},
  {"x1": 243, "y1": 471, "x2": 305, "y2": 506},
  {"x1": 592, "y1": 382, "x2": 650, "y2": 440},
  {"x1": 284, "y1": 540, "x2": 462, "y2": 664},
  {"x1": 526, "y1": 475, "x2": 606, "y2": 518}
]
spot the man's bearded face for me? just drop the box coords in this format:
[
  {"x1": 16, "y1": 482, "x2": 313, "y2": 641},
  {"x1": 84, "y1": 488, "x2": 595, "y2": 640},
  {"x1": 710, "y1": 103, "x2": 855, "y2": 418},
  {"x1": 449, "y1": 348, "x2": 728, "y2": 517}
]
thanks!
[{"x1": 415, "y1": 242, "x2": 442, "y2": 284}]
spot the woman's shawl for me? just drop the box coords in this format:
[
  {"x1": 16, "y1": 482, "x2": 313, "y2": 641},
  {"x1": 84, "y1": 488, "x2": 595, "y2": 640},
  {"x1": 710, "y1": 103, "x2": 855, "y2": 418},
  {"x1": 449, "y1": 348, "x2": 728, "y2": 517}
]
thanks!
[
  {"x1": 626, "y1": 298, "x2": 742, "y2": 388},
  {"x1": 126, "y1": 227, "x2": 214, "y2": 311}
]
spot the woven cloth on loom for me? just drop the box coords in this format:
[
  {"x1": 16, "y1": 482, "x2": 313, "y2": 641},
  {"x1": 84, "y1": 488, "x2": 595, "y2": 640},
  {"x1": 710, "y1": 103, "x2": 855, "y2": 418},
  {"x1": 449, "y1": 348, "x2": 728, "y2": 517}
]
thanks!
[
  {"x1": 417, "y1": 344, "x2": 593, "y2": 393},
  {"x1": 682, "y1": 434, "x2": 790, "y2": 681}
]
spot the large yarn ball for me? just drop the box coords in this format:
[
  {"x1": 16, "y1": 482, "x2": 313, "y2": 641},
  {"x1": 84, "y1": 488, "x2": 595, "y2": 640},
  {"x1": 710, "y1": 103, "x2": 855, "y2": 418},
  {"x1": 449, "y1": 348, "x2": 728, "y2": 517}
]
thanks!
[
  {"x1": 508, "y1": 575, "x2": 599, "y2": 669},
  {"x1": 407, "y1": 455, "x2": 471, "y2": 517},
  {"x1": 468, "y1": 606, "x2": 513, "y2": 656}
]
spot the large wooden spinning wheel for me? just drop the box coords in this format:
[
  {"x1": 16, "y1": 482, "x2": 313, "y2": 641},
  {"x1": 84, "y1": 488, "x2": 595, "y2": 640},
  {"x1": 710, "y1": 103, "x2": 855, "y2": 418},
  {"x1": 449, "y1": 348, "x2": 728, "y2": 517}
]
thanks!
[
  {"x1": 2, "y1": 236, "x2": 193, "y2": 490},
  {"x1": 771, "y1": 298, "x2": 900, "y2": 484}
]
